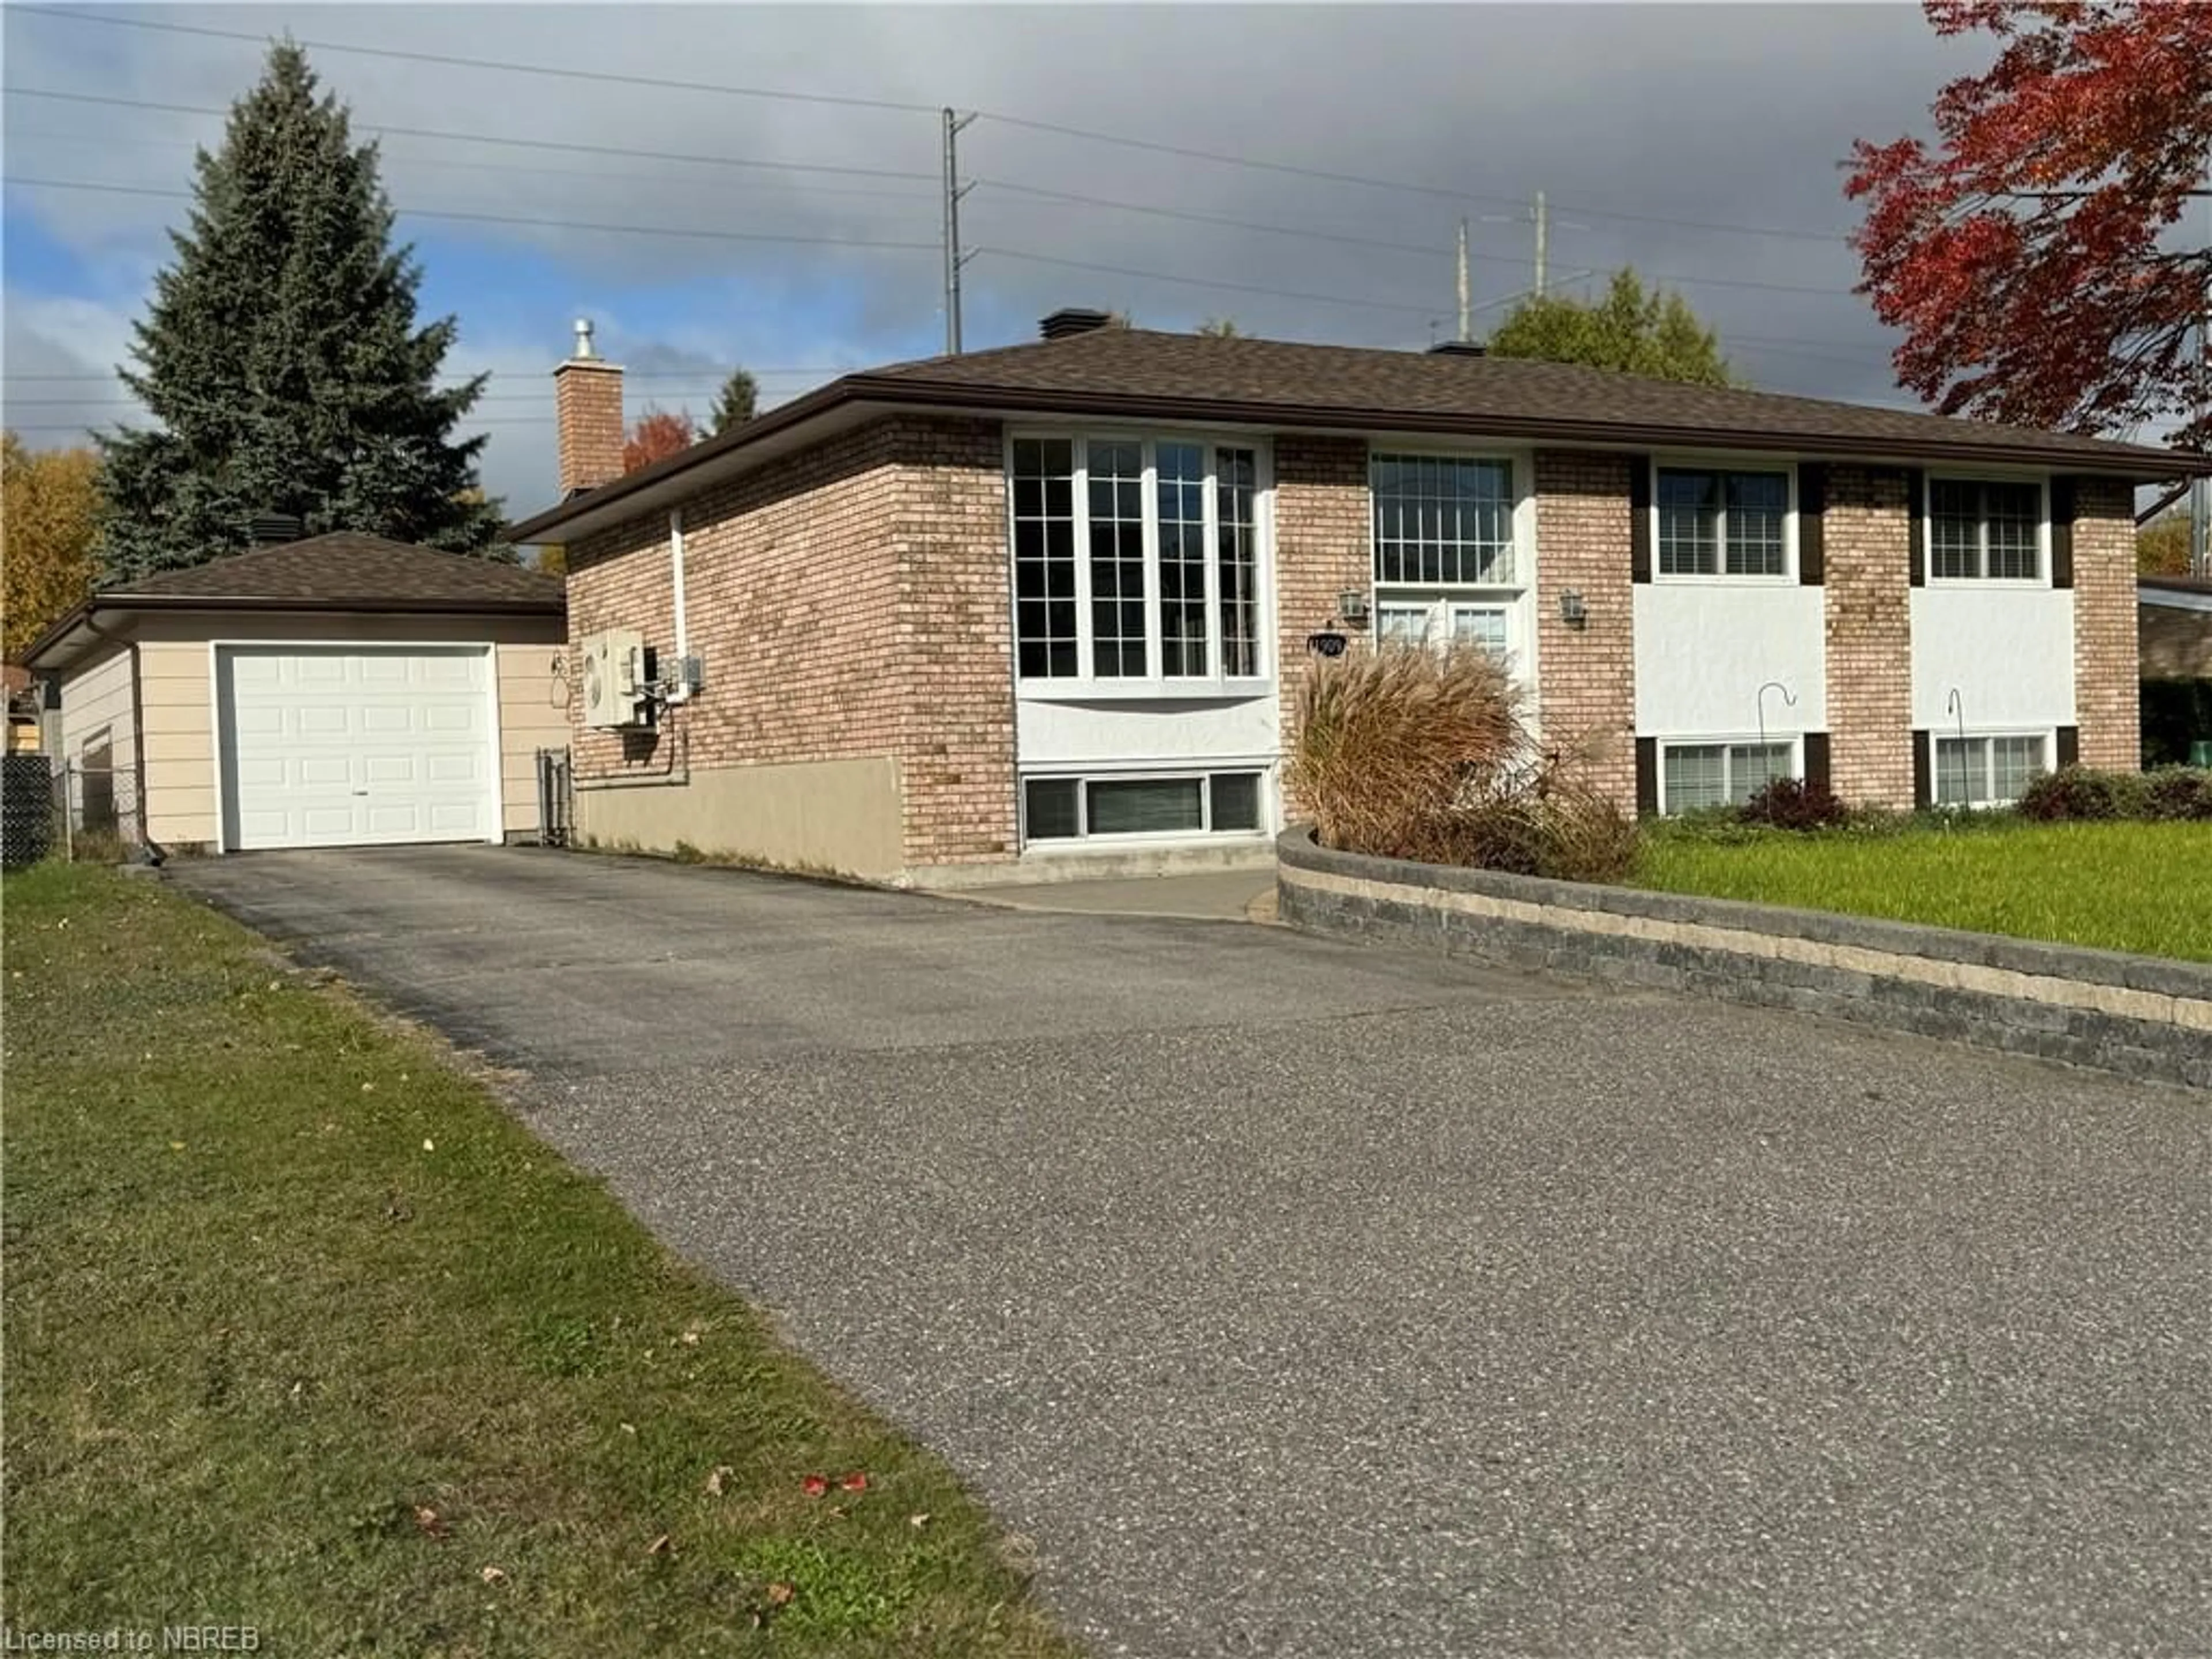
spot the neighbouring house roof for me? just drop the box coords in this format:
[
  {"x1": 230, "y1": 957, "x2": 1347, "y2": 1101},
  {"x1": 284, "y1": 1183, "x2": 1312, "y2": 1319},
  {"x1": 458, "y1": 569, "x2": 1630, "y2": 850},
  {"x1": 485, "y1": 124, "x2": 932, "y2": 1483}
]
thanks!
[
  {"x1": 2140, "y1": 574, "x2": 2212, "y2": 612},
  {"x1": 507, "y1": 325, "x2": 2212, "y2": 544},
  {"x1": 22, "y1": 534, "x2": 563, "y2": 673}
]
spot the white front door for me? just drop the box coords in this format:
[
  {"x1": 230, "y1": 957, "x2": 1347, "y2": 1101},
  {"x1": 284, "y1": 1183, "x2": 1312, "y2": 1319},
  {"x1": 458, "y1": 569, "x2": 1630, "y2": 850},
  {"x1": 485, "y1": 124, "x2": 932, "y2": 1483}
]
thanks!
[{"x1": 217, "y1": 645, "x2": 498, "y2": 850}]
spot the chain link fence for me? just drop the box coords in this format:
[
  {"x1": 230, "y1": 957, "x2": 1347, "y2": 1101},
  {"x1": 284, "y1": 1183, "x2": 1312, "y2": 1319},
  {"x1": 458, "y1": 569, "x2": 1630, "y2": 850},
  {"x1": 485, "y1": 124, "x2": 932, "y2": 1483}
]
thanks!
[{"x1": 51, "y1": 761, "x2": 148, "y2": 864}]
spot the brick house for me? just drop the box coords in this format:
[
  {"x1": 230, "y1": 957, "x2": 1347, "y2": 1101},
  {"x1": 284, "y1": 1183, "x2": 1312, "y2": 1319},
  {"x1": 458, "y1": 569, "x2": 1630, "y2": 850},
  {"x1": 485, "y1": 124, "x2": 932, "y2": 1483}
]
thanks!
[{"x1": 507, "y1": 310, "x2": 2203, "y2": 885}]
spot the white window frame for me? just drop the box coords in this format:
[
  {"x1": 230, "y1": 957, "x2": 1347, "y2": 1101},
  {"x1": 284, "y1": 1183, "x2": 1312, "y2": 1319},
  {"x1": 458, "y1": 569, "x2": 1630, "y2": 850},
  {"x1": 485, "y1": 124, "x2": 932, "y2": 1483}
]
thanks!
[
  {"x1": 1017, "y1": 763, "x2": 1276, "y2": 845},
  {"x1": 1649, "y1": 454, "x2": 1798, "y2": 586},
  {"x1": 1005, "y1": 429, "x2": 1275, "y2": 699},
  {"x1": 1932, "y1": 729, "x2": 2051, "y2": 808},
  {"x1": 1923, "y1": 473, "x2": 2050, "y2": 589},
  {"x1": 1367, "y1": 447, "x2": 1535, "y2": 680},
  {"x1": 1656, "y1": 734, "x2": 1802, "y2": 815}
]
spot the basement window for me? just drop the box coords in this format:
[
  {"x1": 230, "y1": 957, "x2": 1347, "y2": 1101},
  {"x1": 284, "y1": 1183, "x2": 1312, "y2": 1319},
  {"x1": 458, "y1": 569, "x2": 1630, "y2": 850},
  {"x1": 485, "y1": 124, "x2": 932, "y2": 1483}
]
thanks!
[
  {"x1": 1661, "y1": 740, "x2": 1795, "y2": 813},
  {"x1": 1022, "y1": 770, "x2": 1268, "y2": 842},
  {"x1": 1934, "y1": 733, "x2": 2047, "y2": 806}
]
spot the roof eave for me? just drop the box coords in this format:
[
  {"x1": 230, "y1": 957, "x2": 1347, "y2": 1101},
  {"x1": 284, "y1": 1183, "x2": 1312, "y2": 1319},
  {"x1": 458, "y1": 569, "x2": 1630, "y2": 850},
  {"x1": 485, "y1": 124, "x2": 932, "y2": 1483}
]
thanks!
[
  {"x1": 21, "y1": 592, "x2": 564, "y2": 675},
  {"x1": 501, "y1": 373, "x2": 2207, "y2": 544}
]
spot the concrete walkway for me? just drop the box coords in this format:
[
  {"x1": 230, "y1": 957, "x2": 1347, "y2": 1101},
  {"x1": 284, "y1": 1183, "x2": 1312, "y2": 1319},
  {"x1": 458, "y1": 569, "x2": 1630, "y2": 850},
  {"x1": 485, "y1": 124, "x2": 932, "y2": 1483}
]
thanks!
[{"x1": 923, "y1": 868, "x2": 1278, "y2": 923}]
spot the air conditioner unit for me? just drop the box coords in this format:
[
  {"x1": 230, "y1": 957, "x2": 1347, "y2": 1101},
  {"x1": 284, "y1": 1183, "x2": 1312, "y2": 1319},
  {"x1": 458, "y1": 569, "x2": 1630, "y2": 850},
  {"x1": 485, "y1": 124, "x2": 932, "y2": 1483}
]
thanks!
[{"x1": 578, "y1": 627, "x2": 646, "y2": 729}]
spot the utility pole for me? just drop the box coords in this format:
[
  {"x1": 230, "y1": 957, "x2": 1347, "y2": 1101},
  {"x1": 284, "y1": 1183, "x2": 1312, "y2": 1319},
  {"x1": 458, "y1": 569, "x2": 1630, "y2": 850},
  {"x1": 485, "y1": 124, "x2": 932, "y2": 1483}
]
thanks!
[
  {"x1": 2195, "y1": 143, "x2": 2211, "y2": 577},
  {"x1": 941, "y1": 108, "x2": 976, "y2": 355},
  {"x1": 1533, "y1": 190, "x2": 1548, "y2": 298},
  {"x1": 1456, "y1": 219, "x2": 1472, "y2": 342}
]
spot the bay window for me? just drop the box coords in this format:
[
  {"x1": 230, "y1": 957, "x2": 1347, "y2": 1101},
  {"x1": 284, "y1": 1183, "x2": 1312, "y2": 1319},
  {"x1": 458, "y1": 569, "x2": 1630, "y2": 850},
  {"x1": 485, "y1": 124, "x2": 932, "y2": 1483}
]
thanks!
[{"x1": 1010, "y1": 434, "x2": 1266, "y2": 685}]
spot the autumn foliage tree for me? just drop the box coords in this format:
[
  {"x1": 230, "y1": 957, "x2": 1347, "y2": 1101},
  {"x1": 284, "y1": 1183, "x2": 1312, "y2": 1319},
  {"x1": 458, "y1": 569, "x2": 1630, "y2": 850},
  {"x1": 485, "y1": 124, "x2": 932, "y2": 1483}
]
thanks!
[
  {"x1": 622, "y1": 408, "x2": 697, "y2": 474},
  {"x1": 2, "y1": 435, "x2": 102, "y2": 660},
  {"x1": 1847, "y1": 2, "x2": 2212, "y2": 453}
]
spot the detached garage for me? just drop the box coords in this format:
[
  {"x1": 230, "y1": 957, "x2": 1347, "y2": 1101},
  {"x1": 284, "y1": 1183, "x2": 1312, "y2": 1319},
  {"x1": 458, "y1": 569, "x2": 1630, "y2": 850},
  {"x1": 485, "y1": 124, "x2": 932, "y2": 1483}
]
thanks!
[{"x1": 24, "y1": 533, "x2": 567, "y2": 854}]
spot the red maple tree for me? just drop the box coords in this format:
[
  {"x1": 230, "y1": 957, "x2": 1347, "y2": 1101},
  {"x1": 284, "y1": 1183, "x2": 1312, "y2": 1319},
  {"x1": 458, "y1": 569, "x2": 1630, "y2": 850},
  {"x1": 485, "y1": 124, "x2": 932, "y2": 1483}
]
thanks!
[
  {"x1": 1846, "y1": 1, "x2": 2212, "y2": 454},
  {"x1": 622, "y1": 407, "x2": 698, "y2": 474}
]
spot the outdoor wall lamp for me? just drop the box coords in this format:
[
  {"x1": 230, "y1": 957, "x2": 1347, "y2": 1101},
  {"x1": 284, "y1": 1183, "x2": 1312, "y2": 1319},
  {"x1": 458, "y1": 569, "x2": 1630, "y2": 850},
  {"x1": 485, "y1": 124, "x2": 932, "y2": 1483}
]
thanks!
[
  {"x1": 1559, "y1": 589, "x2": 1588, "y2": 628},
  {"x1": 1337, "y1": 586, "x2": 1373, "y2": 628}
]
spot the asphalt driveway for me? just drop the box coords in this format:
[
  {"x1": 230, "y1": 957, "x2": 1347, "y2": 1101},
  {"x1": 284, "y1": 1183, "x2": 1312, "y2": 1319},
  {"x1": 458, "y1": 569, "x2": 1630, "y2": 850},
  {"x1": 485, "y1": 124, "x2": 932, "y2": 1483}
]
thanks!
[{"x1": 171, "y1": 847, "x2": 2211, "y2": 1659}]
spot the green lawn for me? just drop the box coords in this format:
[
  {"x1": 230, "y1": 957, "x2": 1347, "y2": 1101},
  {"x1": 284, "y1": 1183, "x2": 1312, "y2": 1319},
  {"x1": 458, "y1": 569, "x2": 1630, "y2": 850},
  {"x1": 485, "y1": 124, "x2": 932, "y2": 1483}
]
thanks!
[
  {"x1": 1633, "y1": 819, "x2": 2212, "y2": 962},
  {"x1": 1, "y1": 863, "x2": 1077, "y2": 1657}
]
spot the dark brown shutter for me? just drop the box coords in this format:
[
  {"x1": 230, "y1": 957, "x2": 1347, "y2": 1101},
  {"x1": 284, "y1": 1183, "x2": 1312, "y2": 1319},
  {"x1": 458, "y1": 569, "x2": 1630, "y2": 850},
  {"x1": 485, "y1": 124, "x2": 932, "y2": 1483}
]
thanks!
[
  {"x1": 2055, "y1": 725, "x2": 2080, "y2": 768},
  {"x1": 1912, "y1": 729, "x2": 1931, "y2": 809},
  {"x1": 1797, "y1": 462, "x2": 1827, "y2": 585},
  {"x1": 1905, "y1": 467, "x2": 1927, "y2": 587},
  {"x1": 1628, "y1": 455, "x2": 1653, "y2": 584},
  {"x1": 1635, "y1": 736, "x2": 1658, "y2": 816},
  {"x1": 2049, "y1": 475, "x2": 2077, "y2": 589},
  {"x1": 1803, "y1": 731, "x2": 1832, "y2": 795}
]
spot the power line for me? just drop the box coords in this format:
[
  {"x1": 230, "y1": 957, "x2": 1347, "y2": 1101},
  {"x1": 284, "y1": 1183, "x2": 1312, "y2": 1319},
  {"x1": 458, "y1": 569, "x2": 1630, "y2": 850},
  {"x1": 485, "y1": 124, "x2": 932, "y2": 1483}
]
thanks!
[
  {"x1": 9, "y1": 5, "x2": 941, "y2": 116},
  {"x1": 3, "y1": 86, "x2": 940, "y2": 186},
  {"x1": 13, "y1": 6, "x2": 1857, "y2": 251},
  {"x1": 2, "y1": 122, "x2": 938, "y2": 205},
  {"x1": 3, "y1": 176, "x2": 943, "y2": 253}
]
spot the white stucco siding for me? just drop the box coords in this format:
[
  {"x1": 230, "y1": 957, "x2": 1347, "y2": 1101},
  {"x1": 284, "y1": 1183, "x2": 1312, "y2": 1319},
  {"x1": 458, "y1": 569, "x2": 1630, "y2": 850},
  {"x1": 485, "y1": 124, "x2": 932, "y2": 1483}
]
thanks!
[
  {"x1": 1910, "y1": 588, "x2": 2075, "y2": 730},
  {"x1": 1015, "y1": 694, "x2": 1281, "y2": 770},
  {"x1": 1632, "y1": 585, "x2": 1827, "y2": 737}
]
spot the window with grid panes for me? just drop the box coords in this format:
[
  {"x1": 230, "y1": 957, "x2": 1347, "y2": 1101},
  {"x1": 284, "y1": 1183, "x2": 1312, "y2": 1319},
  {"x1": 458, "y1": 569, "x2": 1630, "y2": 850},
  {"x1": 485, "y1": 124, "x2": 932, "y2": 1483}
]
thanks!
[
  {"x1": 1009, "y1": 437, "x2": 1267, "y2": 684},
  {"x1": 1935, "y1": 734, "x2": 2046, "y2": 805},
  {"x1": 1662, "y1": 741, "x2": 1794, "y2": 812},
  {"x1": 1657, "y1": 467, "x2": 1789, "y2": 577},
  {"x1": 1372, "y1": 455, "x2": 1514, "y2": 586},
  {"x1": 1929, "y1": 479, "x2": 2041, "y2": 581}
]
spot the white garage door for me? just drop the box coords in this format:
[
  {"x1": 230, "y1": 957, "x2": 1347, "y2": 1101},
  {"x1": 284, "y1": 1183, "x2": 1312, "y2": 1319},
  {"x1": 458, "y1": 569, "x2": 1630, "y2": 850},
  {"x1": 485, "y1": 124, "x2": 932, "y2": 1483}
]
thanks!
[{"x1": 217, "y1": 645, "x2": 498, "y2": 850}]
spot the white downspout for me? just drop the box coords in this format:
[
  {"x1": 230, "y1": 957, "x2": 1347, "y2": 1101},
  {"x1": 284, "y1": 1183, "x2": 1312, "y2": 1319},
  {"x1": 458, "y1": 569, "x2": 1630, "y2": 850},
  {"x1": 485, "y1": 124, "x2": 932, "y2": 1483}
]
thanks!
[{"x1": 669, "y1": 506, "x2": 690, "y2": 701}]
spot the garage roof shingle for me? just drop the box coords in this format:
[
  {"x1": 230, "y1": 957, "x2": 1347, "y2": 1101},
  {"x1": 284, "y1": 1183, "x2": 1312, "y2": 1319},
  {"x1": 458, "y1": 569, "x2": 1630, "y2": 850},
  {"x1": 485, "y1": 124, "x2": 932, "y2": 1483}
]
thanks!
[{"x1": 111, "y1": 533, "x2": 563, "y2": 608}]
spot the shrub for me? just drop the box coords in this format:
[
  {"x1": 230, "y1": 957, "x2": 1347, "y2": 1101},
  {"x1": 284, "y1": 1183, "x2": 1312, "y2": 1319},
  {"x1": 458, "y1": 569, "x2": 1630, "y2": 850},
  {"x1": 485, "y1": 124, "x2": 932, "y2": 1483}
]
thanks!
[
  {"x1": 1288, "y1": 643, "x2": 1636, "y2": 882},
  {"x1": 2016, "y1": 765, "x2": 2150, "y2": 821},
  {"x1": 2141, "y1": 766, "x2": 2212, "y2": 821},
  {"x1": 1738, "y1": 776, "x2": 1849, "y2": 831}
]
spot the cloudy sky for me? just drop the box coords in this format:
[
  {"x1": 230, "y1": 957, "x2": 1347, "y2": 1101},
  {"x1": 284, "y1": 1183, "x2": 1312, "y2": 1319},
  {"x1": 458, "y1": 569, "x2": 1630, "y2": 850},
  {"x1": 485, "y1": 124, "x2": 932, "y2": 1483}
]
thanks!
[{"x1": 2, "y1": 1, "x2": 1989, "y2": 520}]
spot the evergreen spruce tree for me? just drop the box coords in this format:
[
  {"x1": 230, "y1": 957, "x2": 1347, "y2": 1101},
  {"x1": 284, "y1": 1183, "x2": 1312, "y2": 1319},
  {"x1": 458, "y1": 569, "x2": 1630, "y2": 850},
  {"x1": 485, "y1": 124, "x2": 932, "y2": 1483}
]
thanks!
[
  {"x1": 97, "y1": 41, "x2": 505, "y2": 580},
  {"x1": 707, "y1": 366, "x2": 758, "y2": 434}
]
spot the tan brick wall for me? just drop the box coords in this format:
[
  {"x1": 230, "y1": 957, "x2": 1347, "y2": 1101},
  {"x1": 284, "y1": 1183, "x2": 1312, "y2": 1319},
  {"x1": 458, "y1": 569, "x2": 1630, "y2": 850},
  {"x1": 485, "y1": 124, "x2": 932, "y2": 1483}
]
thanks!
[
  {"x1": 555, "y1": 360, "x2": 624, "y2": 497},
  {"x1": 565, "y1": 415, "x2": 1014, "y2": 871},
  {"x1": 2141, "y1": 602, "x2": 2212, "y2": 680},
  {"x1": 1822, "y1": 464, "x2": 1914, "y2": 806},
  {"x1": 2071, "y1": 479, "x2": 2141, "y2": 768},
  {"x1": 1532, "y1": 450, "x2": 1636, "y2": 809},
  {"x1": 1271, "y1": 434, "x2": 1371, "y2": 814}
]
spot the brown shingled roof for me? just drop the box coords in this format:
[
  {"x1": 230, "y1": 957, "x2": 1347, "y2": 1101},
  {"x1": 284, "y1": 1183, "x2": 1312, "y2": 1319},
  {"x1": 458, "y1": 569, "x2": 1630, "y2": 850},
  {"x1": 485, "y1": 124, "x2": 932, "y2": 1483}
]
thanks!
[
  {"x1": 866, "y1": 329, "x2": 2192, "y2": 471},
  {"x1": 110, "y1": 533, "x2": 562, "y2": 609},
  {"x1": 509, "y1": 325, "x2": 2205, "y2": 544}
]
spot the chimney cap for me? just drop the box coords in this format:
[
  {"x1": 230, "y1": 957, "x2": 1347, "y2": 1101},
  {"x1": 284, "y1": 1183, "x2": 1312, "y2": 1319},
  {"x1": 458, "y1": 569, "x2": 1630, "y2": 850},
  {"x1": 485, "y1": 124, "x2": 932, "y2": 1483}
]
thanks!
[
  {"x1": 1427, "y1": 340, "x2": 1487, "y2": 357},
  {"x1": 1040, "y1": 306, "x2": 1116, "y2": 340},
  {"x1": 572, "y1": 317, "x2": 599, "y2": 360}
]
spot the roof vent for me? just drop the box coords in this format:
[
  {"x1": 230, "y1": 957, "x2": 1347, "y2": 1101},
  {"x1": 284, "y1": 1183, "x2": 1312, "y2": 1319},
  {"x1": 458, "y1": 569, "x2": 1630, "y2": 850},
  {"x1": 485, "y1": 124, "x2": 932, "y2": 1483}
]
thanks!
[
  {"x1": 247, "y1": 512, "x2": 305, "y2": 545},
  {"x1": 1040, "y1": 307, "x2": 1115, "y2": 340},
  {"x1": 1428, "y1": 340, "x2": 1487, "y2": 357}
]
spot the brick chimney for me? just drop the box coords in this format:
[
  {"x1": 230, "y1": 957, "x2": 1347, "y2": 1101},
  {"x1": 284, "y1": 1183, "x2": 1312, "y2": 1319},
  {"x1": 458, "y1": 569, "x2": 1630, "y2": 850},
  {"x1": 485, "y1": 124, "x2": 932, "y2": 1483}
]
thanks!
[{"x1": 554, "y1": 317, "x2": 624, "y2": 497}]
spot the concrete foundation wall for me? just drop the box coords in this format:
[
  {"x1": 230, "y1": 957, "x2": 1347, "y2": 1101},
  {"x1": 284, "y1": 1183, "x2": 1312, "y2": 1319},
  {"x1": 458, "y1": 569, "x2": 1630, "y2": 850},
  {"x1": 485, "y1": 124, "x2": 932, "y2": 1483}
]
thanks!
[{"x1": 574, "y1": 755, "x2": 906, "y2": 879}]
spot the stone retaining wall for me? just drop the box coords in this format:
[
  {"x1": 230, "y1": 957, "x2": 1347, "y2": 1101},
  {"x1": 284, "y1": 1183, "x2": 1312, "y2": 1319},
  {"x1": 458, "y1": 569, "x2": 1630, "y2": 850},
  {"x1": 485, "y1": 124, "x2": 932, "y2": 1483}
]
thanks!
[{"x1": 1277, "y1": 830, "x2": 2211, "y2": 1090}]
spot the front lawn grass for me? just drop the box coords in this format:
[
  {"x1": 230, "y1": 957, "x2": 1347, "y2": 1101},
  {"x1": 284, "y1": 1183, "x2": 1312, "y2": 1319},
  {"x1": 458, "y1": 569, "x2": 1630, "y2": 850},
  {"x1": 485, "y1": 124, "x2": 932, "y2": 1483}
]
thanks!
[
  {"x1": 1633, "y1": 817, "x2": 2212, "y2": 962},
  {"x1": 1, "y1": 862, "x2": 1076, "y2": 1657}
]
